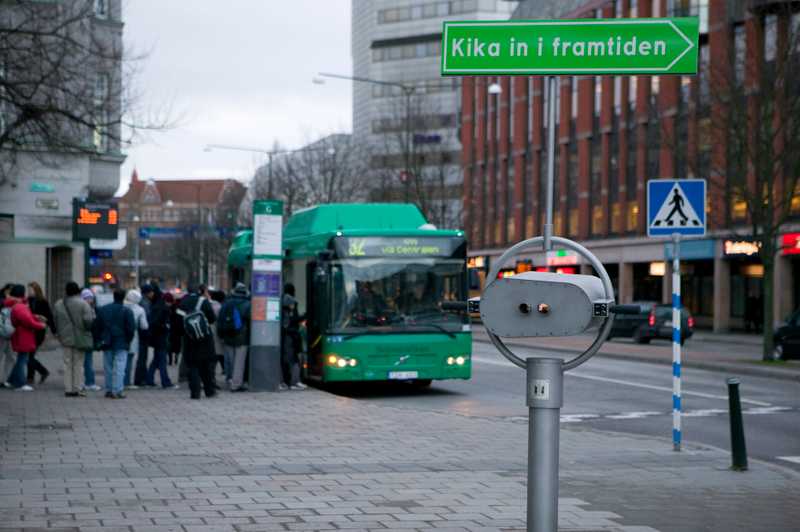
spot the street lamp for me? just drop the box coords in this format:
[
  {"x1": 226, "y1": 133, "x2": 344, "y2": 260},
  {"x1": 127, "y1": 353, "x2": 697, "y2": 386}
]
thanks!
[{"x1": 314, "y1": 72, "x2": 416, "y2": 202}]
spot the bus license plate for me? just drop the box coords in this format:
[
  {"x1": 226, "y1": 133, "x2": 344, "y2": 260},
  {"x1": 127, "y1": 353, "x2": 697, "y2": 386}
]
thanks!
[{"x1": 388, "y1": 371, "x2": 418, "y2": 380}]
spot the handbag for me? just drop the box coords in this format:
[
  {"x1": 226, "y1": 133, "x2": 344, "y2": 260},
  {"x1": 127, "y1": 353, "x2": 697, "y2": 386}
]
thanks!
[{"x1": 63, "y1": 299, "x2": 94, "y2": 351}]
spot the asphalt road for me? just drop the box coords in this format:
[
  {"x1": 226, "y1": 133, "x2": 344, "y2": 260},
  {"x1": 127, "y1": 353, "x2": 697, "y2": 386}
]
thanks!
[{"x1": 333, "y1": 339, "x2": 800, "y2": 472}]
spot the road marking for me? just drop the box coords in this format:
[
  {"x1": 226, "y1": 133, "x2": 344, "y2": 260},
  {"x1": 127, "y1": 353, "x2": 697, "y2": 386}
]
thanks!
[
  {"x1": 777, "y1": 456, "x2": 800, "y2": 464},
  {"x1": 561, "y1": 414, "x2": 601, "y2": 423},
  {"x1": 472, "y1": 356, "x2": 773, "y2": 407},
  {"x1": 605, "y1": 411, "x2": 661, "y2": 420}
]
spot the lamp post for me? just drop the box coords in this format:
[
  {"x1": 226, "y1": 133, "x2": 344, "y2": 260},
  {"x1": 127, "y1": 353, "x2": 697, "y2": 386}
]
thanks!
[{"x1": 314, "y1": 72, "x2": 416, "y2": 202}]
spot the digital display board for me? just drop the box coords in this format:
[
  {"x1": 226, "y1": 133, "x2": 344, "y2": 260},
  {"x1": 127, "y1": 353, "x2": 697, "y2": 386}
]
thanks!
[
  {"x1": 334, "y1": 236, "x2": 464, "y2": 258},
  {"x1": 72, "y1": 199, "x2": 119, "y2": 240}
]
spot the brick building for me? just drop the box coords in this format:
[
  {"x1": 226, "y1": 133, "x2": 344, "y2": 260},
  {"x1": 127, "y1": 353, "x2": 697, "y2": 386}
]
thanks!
[
  {"x1": 112, "y1": 170, "x2": 246, "y2": 291},
  {"x1": 460, "y1": 0, "x2": 800, "y2": 331}
]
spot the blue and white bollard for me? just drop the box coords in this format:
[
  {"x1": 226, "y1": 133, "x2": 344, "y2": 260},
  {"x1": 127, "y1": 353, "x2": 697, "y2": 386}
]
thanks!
[{"x1": 672, "y1": 233, "x2": 682, "y2": 452}]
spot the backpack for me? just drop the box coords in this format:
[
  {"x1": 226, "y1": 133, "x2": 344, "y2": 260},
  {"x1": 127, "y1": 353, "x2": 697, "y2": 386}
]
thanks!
[
  {"x1": 0, "y1": 307, "x2": 14, "y2": 339},
  {"x1": 217, "y1": 301, "x2": 243, "y2": 338},
  {"x1": 183, "y1": 297, "x2": 211, "y2": 342}
]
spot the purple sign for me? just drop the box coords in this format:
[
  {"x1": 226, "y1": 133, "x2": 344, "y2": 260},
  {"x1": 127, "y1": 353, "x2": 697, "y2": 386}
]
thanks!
[{"x1": 252, "y1": 271, "x2": 281, "y2": 297}]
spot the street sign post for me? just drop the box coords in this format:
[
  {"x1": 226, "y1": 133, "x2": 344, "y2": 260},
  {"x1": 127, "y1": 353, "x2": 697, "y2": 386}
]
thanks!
[
  {"x1": 441, "y1": 18, "x2": 699, "y2": 76},
  {"x1": 647, "y1": 178, "x2": 706, "y2": 451},
  {"x1": 250, "y1": 200, "x2": 284, "y2": 392}
]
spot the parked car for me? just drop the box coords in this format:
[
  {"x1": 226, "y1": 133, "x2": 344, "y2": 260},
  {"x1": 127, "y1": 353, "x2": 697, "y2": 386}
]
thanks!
[
  {"x1": 608, "y1": 302, "x2": 656, "y2": 342},
  {"x1": 773, "y1": 309, "x2": 800, "y2": 360},
  {"x1": 608, "y1": 302, "x2": 694, "y2": 345}
]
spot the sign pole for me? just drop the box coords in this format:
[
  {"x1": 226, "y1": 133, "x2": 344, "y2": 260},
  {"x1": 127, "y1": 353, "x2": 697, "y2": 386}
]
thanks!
[
  {"x1": 543, "y1": 75, "x2": 556, "y2": 253},
  {"x1": 672, "y1": 232, "x2": 682, "y2": 451}
]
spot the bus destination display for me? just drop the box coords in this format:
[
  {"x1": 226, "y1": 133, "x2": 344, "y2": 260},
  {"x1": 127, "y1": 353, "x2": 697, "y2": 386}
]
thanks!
[
  {"x1": 72, "y1": 199, "x2": 119, "y2": 240},
  {"x1": 334, "y1": 236, "x2": 463, "y2": 258}
]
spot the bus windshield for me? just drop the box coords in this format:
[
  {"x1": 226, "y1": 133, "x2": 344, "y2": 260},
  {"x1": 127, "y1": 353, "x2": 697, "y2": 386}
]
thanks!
[{"x1": 330, "y1": 258, "x2": 467, "y2": 333}]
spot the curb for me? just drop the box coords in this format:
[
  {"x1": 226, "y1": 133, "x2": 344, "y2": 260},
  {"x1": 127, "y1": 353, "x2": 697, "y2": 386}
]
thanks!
[{"x1": 472, "y1": 337, "x2": 800, "y2": 383}]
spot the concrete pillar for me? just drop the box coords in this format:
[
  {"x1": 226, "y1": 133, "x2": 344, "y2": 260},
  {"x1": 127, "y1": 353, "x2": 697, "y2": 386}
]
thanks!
[
  {"x1": 774, "y1": 255, "x2": 793, "y2": 326},
  {"x1": 713, "y1": 242, "x2": 731, "y2": 332},
  {"x1": 619, "y1": 262, "x2": 634, "y2": 304}
]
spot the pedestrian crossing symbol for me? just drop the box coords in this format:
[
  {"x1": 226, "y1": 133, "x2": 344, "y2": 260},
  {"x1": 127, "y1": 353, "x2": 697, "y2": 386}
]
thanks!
[{"x1": 647, "y1": 179, "x2": 706, "y2": 237}]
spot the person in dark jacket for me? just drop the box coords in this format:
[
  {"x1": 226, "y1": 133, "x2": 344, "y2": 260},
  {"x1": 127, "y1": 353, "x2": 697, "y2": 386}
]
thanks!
[
  {"x1": 133, "y1": 284, "x2": 153, "y2": 386},
  {"x1": 219, "y1": 282, "x2": 251, "y2": 391},
  {"x1": 145, "y1": 285, "x2": 176, "y2": 389},
  {"x1": 176, "y1": 285, "x2": 217, "y2": 399},
  {"x1": 281, "y1": 283, "x2": 306, "y2": 390},
  {"x1": 94, "y1": 289, "x2": 135, "y2": 399},
  {"x1": 164, "y1": 292, "x2": 182, "y2": 365},
  {"x1": 26, "y1": 281, "x2": 53, "y2": 384}
]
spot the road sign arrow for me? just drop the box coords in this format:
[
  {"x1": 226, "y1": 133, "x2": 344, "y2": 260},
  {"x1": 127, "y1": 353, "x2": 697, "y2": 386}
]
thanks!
[{"x1": 441, "y1": 17, "x2": 699, "y2": 76}]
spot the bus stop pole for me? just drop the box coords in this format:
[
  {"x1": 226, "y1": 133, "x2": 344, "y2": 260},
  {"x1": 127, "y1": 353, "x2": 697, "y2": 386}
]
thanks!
[{"x1": 672, "y1": 232, "x2": 682, "y2": 451}]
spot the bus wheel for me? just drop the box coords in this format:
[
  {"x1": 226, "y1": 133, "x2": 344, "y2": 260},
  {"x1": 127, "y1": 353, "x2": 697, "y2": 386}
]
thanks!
[{"x1": 412, "y1": 379, "x2": 432, "y2": 388}]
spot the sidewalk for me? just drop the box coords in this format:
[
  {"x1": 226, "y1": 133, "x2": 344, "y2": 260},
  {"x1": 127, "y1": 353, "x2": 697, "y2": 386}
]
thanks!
[
  {"x1": 0, "y1": 347, "x2": 798, "y2": 531},
  {"x1": 471, "y1": 325, "x2": 800, "y2": 382}
]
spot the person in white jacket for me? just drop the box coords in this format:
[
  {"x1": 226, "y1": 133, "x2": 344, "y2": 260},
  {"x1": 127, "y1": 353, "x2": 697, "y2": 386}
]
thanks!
[{"x1": 123, "y1": 289, "x2": 148, "y2": 390}]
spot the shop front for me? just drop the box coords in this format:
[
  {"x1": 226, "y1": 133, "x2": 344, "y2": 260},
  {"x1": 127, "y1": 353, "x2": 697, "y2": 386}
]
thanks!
[
  {"x1": 779, "y1": 232, "x2": 800, "y2": 320},
  {"x1": 723, "y1": 239, "x2": 763, "y2": 332},
  {"x1": 665, "y1": 239, "x2": 715, "y2": 328}
]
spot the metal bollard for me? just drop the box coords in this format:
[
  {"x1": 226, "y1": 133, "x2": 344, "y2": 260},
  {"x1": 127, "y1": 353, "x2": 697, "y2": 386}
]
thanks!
[{"x1": 727, "y1": 378, "x2": 748, "y2": 471}]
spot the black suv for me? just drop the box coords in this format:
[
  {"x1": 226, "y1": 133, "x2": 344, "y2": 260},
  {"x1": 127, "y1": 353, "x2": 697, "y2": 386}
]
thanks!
[
  {"x1": 608, "y1": 302, "x2": 694, "y2": 345},
  {"x1": 774, "y1": 310, "x2": 800, "y2": 360}
]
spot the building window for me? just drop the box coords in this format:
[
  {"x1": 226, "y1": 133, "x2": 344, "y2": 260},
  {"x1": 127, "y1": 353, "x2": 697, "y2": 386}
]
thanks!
[
  {"x1": 629, "y1": 76, "x2": 638, "y2": 114},
  {"x1": 609, "y1": 121, "x2": 619, "y2": 206},
  {"x1": 613, "y1": 77, "x2": 622, "y2": 115},
  {"x1": 765, "y1": 14, "x2": 778, "y2": 62},
  {"x1": 378, "y1": 0, "x2": 480, "y2": 23},
  {"x1": 668, "y1": 1, "x2": 708, "y2": 34},
  {"x1": 792, "y1": 13, "x2": 800, "y2": 53},
  {"x1": 698, "y1": 43, "x2": 710, "y2": 110},
  {"x1": 571, "y1": 76, "x2": 579, "y2": 120},
  {"x1": 652, "y1": 0, "x2": 662, "y2": 18},
  {"x1": 627, "y1": 124, "x2": 637, "y2": 201},
  {"x1": 554, "y1": 80, "x2": 561, "y2": 125},
  {"x1": 372, "y1": 40, "x2": 441, "y2": 62},
  {"x1": 0, "y1": 61, "x2": 6, "y2": 136},
  {"x1": 94, "y1": 0, "x2": 108, "y2": 19},
  {"x1": 594, "y1": 76, "x2": 601, "y2": 117},
  {"x1": 509, "y1": 79, "x2": 515, "y2": 144},
  {"x1": 629, "y1": 0, "x2": 638, "y2": 18},
  {"x1": 528, "y1": 78, "x2": 534, "y2": 144},
  {"x1": 615, "y1": 0, "x2": 623, "y2": 18},
  {"x1": 734, "y1": 24, "x2": 746, "y2": 84},
  {"x1": 651, "y1": 76, "x2": 660, "y2": 106}
]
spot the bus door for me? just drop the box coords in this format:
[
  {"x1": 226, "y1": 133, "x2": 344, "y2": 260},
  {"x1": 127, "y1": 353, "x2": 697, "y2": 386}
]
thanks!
[{"x1": 305, "y1": 260, "x2": 328, "y2": 378}]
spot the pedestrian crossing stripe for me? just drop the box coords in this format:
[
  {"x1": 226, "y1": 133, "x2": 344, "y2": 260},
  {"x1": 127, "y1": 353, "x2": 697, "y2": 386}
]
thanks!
[{"x1": 647, "y1": 179, "x2": 706, "y2": 237}]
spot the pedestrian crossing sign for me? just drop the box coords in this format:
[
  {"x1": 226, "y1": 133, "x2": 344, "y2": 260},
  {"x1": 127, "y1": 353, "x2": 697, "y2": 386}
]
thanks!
[{"x1": 647, "y1": 179, "x2": 706, "y2": 237}]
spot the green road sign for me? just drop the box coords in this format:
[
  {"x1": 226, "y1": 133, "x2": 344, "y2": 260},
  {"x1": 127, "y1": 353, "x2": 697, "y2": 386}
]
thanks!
[{"x1": 441, "y1": 18, "x2": 699, "y2": 75}]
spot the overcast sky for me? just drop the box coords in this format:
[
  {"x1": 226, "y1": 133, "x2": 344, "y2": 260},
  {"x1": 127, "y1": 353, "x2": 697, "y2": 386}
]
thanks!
[{"x1": 119, "y1": 0, "x2": 352, "y2": 194}]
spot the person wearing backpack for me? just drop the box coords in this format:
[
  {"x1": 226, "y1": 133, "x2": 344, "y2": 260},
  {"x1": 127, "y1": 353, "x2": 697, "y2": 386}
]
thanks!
[
  {"x1": 94, "y1": 289, "x2": 135, "y2": 399},
  {"x1": 176, "y1": 285, "x2": 217, "y2": 399},
  {"x1": 53, "y1": 282, "x2": 95, "y2": 397},
  {"x1": 5, "y1": 284, "x2": 46, "y2": 391},
  {"x1": 0, "y1": 283, "x2": 16, "y2": 387},
  {"x1": 145, "y1": 285, "x2": 176, "y2": 389},
  {"x1": 218, "y1": 282, "x2": 250, "y2": 392}
]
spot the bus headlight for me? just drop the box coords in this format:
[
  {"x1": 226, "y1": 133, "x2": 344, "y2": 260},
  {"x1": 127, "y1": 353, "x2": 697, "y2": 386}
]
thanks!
[
  {"x1": 447, "y1": 356, "x2": 455, "y2": 365},
  {"x1": 456, "y1": 356, "x2": 466, "y2": 366},
  {"x1": 348, "y1": 358, "x2": 357, "y2": 367},
  {"x1": 336, "y1": 358, "x2": 347, "y2": 368},
  {"x1": 328, "y1": 355, "x2": 338, "y2": 365}
]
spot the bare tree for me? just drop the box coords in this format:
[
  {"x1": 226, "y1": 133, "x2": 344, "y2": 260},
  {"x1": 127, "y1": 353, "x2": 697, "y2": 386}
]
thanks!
[
  {"x1": 369, "y1": 92, "x2": 462, "y2": 229},
  {"x1": 654, "y1": 4, "x2": 800, "y2": 359},
  {"x1": 0, "y1": 0, "x2": 172, "y2": 186},
  {"x1": 238, "y1": 135, "x2": 369, "y2": 224}
]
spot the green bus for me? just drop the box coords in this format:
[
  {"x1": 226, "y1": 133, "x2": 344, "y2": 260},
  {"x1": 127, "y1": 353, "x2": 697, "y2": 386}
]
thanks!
[{"x1": 227, "y1": 203, "x2": 472, "y2": 387}]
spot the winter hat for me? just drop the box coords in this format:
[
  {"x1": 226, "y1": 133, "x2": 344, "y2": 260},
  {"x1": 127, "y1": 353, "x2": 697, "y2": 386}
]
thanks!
[
  {"x1": 124, "y1": 289, "x2": 142, "y2": 305},
  {"x1": 232, "y1": 282, "x2": 248, "y2": 296},
  {"x1": 80, "y1": 288, "x2": 94, "y2": 301}
]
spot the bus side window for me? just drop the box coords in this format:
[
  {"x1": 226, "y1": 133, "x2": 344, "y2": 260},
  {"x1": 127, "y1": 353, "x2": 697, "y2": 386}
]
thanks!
[{"x1": 469, "y1": 269, "x2": 481, "y2": 291}]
